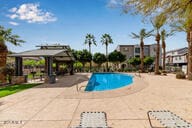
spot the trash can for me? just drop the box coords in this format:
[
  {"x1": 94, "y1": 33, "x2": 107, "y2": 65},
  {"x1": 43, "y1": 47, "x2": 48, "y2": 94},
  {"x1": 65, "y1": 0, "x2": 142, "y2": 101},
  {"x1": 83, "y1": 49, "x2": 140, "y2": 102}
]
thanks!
[{"x1": 49, "y1": 74, "x2": 56, "y2": 84}]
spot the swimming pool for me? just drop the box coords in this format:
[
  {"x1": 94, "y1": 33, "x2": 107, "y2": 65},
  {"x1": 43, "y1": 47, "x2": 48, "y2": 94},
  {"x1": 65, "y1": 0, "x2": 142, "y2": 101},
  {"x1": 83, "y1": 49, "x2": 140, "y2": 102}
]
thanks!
[{"x1": 85, "y1": 73, "x2": 133, "y2": 91}]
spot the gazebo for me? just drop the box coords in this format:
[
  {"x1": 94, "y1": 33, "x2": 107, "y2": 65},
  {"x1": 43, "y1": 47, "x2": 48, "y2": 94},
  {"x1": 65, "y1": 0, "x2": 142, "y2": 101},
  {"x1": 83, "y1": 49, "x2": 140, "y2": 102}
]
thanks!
[{"x1": 9, "y1": 44, "x2": 75, "y2": 84}]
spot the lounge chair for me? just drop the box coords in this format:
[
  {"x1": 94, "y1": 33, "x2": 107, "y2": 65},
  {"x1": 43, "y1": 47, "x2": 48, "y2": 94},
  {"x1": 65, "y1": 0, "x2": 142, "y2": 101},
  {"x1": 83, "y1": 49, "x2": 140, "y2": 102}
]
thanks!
[
  {"x1": 147, "y1": 110, "x2": 192, "y2": 128},
  {"x1": 74, "y1": 112, "x2": 108, "y2": 128}
]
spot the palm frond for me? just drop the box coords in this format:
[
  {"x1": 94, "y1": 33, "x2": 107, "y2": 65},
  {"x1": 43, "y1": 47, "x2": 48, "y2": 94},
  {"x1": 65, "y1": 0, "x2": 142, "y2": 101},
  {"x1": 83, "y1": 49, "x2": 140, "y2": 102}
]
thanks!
[
  {"x1": 130, "y1": 33, "x2": 140, "y2": 39},
  {"x1": 101, "y1": 34, "x2": 113, "y2": 45},
  {"x1": 0, "y1": 25, "x2": 24, "y2": 46},
  {"x1": 151, "y1": 13, "x2": 167, "y2": 31},
  {"x1": 84, "y1": 33, "x2": 97, "y2": 46}
]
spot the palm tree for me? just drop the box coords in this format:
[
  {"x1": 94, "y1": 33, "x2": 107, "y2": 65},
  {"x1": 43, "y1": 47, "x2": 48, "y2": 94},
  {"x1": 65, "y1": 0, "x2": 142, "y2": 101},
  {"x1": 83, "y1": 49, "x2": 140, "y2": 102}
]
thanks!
[
  {"x1": 130, "y1": 29, "x2": 153, "y2": 72},
  {"x1": 101, "y1": 34, "x2": 113, "y2": 71},
  {"x1": 0, "y1": 26, "x2": 24, "y2": 83},
  {"x1": 93, "y1": 52, "x2": 106, "y2": 70},
  {"x1": 171, "y1": 20, "x2": 191, "y2": 76},
  {"x1": 151, "y1": 14, "x2": 166, "y2": 74},
  {"x1": 84, "y1": 33, "x2": 96, "y2": 71},
  {"x1": 161, "y1": 29, "x2": 173, "y2": 71},
  {"x1": 122, "y1": 0, "x2": 192, "y2": 79}
]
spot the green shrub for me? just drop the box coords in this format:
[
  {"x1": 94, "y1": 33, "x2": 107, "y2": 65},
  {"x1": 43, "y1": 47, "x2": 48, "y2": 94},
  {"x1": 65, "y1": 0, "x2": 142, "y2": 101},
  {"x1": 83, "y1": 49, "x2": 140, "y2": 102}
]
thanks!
[
  {"x1": 117, "y1": 69, "x2": 122, "y2": 72},
  {"x1": 155, "y1": 71, "x2": 161, "y2": 75},
  {"x1": 176, "y1": 72, "x2": 186, "y2": 79},
  {"x1": 161, "y1": 70, "x2": 167, "y2": 75},
  {"x1": 124, "y1": 68, "x2": 131, "y2": 72}
]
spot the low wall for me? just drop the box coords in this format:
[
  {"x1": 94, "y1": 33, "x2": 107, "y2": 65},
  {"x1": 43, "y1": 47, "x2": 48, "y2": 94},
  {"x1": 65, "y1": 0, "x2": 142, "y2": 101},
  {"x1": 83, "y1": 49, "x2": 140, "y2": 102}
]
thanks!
[{"x1": 11, "y1": 76, "x2": 27, "y2": 84}]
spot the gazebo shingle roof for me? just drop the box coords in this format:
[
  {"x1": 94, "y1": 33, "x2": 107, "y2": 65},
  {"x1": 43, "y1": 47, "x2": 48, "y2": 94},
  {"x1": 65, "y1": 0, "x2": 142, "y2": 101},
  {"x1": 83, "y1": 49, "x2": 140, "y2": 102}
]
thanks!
[
  {"x1": 8, "y1": 44, "x2": 75, "y2": 61},
  {"x1": 9, "y1": 49, "x2": 65, "y2": 57}
]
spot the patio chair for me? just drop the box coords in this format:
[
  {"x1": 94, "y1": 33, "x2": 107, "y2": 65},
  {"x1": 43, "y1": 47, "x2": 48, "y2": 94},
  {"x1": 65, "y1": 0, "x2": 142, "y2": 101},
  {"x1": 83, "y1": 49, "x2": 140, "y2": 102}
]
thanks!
[
  {"x1": 147, "y1": 110, "x2": 192, "y2": 128},
  {"x1": 74, "y1": 112, "x2": 108, "y2": 128}
]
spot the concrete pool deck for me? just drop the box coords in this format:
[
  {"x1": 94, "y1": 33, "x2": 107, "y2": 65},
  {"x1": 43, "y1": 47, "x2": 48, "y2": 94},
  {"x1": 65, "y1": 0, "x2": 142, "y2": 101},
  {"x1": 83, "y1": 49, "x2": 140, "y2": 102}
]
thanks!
[{"x1": 0, "y1": 73, "x2": 192, "y2": 128}]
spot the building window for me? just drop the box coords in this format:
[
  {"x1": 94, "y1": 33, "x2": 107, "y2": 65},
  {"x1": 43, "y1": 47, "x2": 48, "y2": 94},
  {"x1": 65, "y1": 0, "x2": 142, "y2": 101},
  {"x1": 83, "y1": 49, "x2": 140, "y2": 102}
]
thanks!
[
  {"x1": 135, "y1": 48, "x2": 140, "y2": 53},
  {"x1": 179, "y1": 56, "x2": 181, "y2": 60},
  {"x1": 124, "y1": 48, "x2": 128, "y2": 51}
]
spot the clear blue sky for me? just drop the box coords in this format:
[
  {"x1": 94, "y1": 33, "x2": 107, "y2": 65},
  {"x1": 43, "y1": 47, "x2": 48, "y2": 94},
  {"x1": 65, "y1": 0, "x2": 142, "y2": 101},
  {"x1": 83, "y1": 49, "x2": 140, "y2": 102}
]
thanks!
[{"x1": 0, "y1": 0, "x2": 187, "y2": 54}]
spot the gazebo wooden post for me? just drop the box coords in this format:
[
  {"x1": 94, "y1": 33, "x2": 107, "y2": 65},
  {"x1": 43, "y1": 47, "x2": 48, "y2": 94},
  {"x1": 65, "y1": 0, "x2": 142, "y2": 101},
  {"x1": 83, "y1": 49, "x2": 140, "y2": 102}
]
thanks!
[
  {"x1": 44, "y1": 57, "x2": 48, "y2": 75},
  {"x1": 15, "y1": 57, "x2": 23, "y2": 76},
  {"x1": 44, "y1": 56, "x2": 53, "y2": 76},
  {"x1": 47, "y1": 57, "x2": 53, "y2": 76},
  {"x1": 56, "y1": 62, "x2": 59, "y2": 74},
  {"x1": 44, "y1": 57, "x2": 48, "y2": 83},
  {"x1": 11, "y1": 57, "x2": 26, "y2": 84},
  {"x1": 70, "y1": 62, "x2": 74, "y2": 75},
  {"x1": 44, "y1": 56, "x2": 55, "y2": 83}
]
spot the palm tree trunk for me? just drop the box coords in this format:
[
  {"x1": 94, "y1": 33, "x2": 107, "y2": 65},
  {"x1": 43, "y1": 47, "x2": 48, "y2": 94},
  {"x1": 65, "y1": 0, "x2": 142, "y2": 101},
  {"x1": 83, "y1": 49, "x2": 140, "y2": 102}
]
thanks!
[
  {"x1": 162, "y1": 40, "x2": 166, "y2": 71},
  {"x1": 188, "y1": 30, "x2": 192, "y2": 80},
  {"x1": 106, "y1": 44, "x2": 108, "y2": 72},
  {"x1": 155, "y1": 33, "x2": 160, "y2": 74},
  {"x1": 140, "y1": 40, "x2": 144, "y2": 72},
  {"x1": 89, "y1": 44, "x2": 92, "y2": 72}
]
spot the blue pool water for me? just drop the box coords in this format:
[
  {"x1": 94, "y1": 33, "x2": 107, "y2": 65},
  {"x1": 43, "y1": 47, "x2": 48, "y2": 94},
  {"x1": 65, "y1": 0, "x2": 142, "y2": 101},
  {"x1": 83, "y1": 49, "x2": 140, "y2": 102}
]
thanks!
[{"x1": 85, "y1": 73, "x2": 133, "y2": 91}]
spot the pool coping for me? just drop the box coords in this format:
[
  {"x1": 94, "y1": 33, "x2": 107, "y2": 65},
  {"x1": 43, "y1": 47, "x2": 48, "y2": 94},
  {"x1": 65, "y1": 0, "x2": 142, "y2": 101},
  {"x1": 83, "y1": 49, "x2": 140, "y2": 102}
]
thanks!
[{"x1": 56, "y1": 73, "x2": 149, "y2": 99}]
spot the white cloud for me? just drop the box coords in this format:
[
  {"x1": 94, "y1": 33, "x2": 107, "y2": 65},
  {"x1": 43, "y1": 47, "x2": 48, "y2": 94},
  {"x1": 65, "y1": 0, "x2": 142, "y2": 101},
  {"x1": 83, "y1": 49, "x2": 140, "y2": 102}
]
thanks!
[
  {"x1": 9, "y1": 7, "x2": 17, "y2": 13},
  {"x1": 9, "y1": 21, "x2": 19, "y2": 26},
  {"x1": 9, "y1": 14, "x2": 18, "y2": 19},
  {"x1": 8, "y1": 3, "x2": 57, "y2": 24},
  {"x1": 107, "y1": 0, "x2": 121, "y2": 7},
  {"x1": 107, "y1": 0, "x2": 128, "y2": 7},
  {"x1": 109, "y1": 0, "x2": 118, "y2": 5}
]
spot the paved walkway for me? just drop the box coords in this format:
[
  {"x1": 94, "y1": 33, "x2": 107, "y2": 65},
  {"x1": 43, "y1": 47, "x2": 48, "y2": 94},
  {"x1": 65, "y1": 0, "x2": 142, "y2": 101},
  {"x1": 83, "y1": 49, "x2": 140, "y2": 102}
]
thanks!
[{"x1": 0, "y1": 73, "x2": 192, "y2": 128}]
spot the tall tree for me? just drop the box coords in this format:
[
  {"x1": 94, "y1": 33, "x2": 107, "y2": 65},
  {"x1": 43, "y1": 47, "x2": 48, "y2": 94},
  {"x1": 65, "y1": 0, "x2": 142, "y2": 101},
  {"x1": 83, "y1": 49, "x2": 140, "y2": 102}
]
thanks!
[
  {"x1": 108, "y1": 50, "x2": 126, "y2": 71},
  {"x1": 75, "y1": 49, "x2": 92, "y2": 72},
  {"x1": 130, "y1": 29, "x2": 153, "y2": 72},
  {"x1": 121, "y1": 0, "x2": 192, "y2": 79},
  {"x1": 128, "y1": 57, "x2": 141, "y2": 69},
  {"x1": 101, "y1": 34, "x2": 113, "y2": 71},
  {"x1": 73, "y1": 61, "x2": 83, "y2": 72},
  {"x1": 171, "y1": 20, "x2": 191, "y2": 78},
  {"x1": 93, "y1": 52, "x2": 106, "y2": 69},
  {"x1": 84, "y1": 34, "x2": 96, "y2": 71},
  {"x1": 144, "y1": 56, "x2": 154, "y2": 69},
  {"x1": 0, "y1": 26, "x2": 24, "y2": 83},
  {"x1": 151, "y1": 14, "x2": 167, "y2": 74},
  {"x1": 161, "y1": 29, "x2": 173, "y2": 71}
]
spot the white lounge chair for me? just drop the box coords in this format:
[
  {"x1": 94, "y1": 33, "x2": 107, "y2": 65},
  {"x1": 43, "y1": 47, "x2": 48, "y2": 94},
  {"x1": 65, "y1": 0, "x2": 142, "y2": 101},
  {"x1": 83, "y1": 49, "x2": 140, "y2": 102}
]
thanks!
[
  {"x1": 74, "y1": 112, "x2": 108, "y2": 128},
  {"x1": 147, "y1": 110, "x2": 192, "y2": 128}
]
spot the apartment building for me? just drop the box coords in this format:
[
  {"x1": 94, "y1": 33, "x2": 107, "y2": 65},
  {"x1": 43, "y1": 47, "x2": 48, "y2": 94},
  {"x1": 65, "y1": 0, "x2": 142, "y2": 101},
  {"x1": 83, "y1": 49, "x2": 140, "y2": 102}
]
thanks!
[
  {"x1": 164, "y1": 47, "x2": 188, "y2": 73},
  {"x1": 115, "y1": 44, "x2": 161, "y2": 69},
  {"x1": 116, "y1": 44, "x2": 161, "y2": 60},
  {"x1": 165, "y1": 47, "x2": 188, "y2": 66}
]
